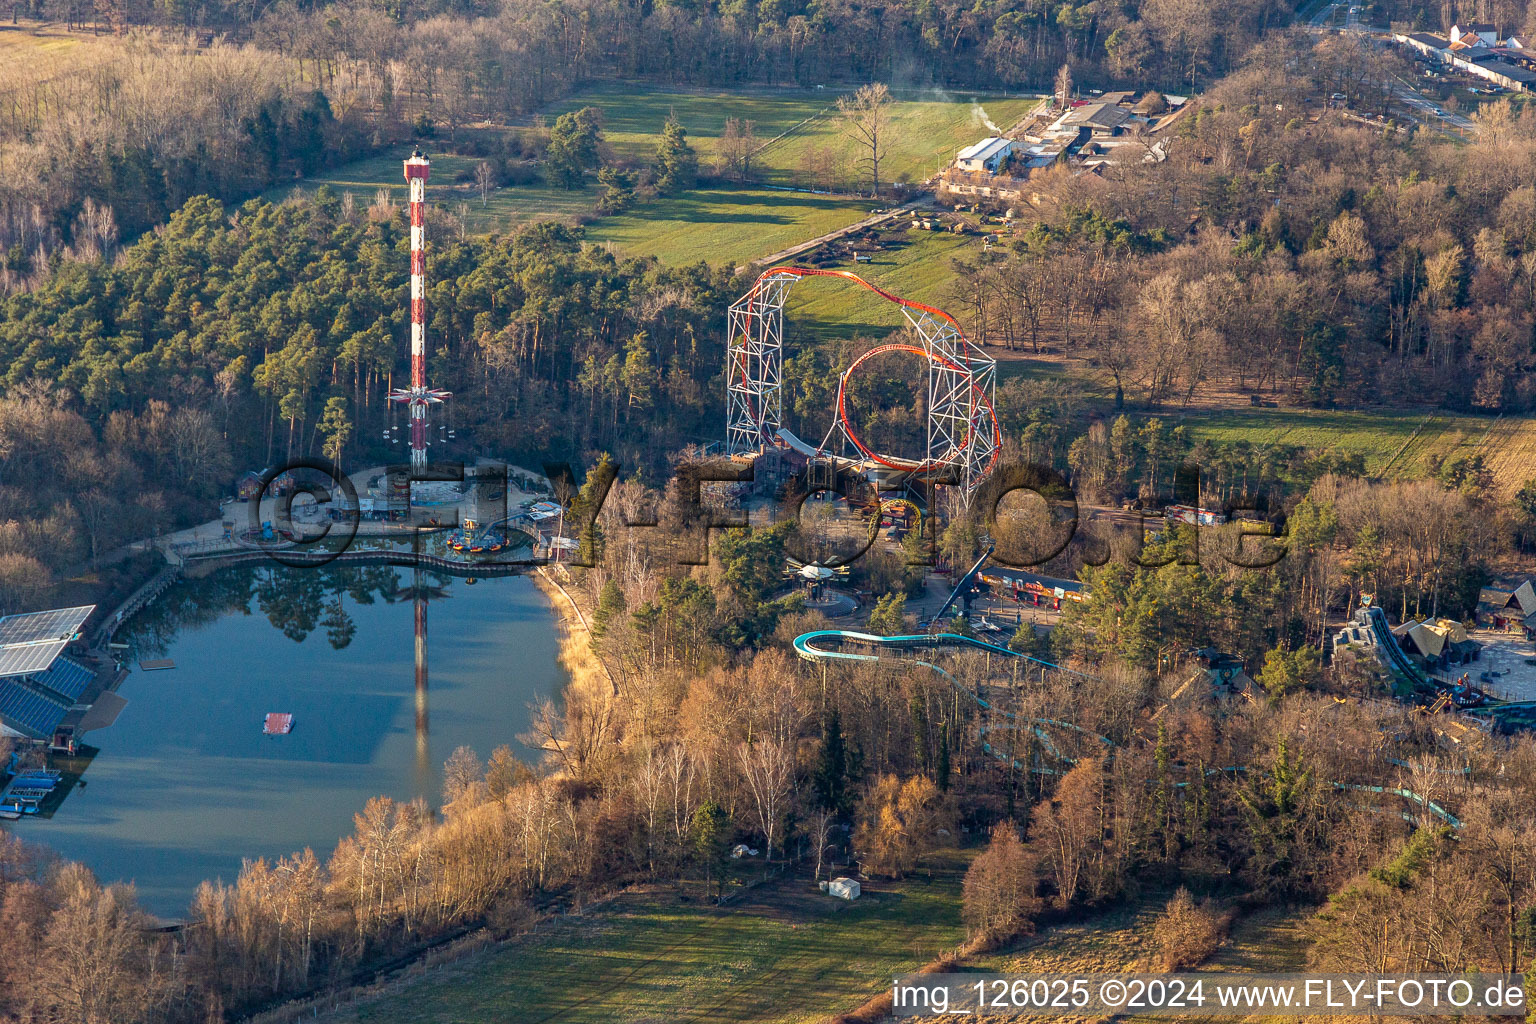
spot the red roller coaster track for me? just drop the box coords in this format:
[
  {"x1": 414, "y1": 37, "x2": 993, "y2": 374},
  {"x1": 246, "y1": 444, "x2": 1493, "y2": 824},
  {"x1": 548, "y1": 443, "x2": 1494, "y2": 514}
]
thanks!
[
  {"x1": 726, "y1": 266, "x2": 1001, "y2": 495},
  {"x1": 835, "y1": 342, "x2": 1002, "y2": 473}
]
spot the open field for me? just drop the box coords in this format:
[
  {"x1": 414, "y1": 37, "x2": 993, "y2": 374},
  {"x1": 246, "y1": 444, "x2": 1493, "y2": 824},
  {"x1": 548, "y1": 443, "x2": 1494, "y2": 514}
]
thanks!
[
  {"x1": 274, "y1": 86, "x2": 1037, "y2": 266},
  {"x1": 1177, "y1": 407, "x2": 1536, "y2": 494},
  {"x1": 937, "y1": 896, "x2": 1318, "y2": 1024},
  {"x1": 0, "y1": 23, "x2": 125, "y2": 95},
  {"x1": 589, "y1": 187, "x2": 873, "y2": 268},
  {"x1": 270, "y1": 155, "x2": 874, "y2": 267},
  {"x1": 1179, "y1": 408, "x2": 1452, "y2": 475},
  {"x1": 546, "y1": 83, "x2": 1042, "y2": 188},
  {"x1": 263, "y1": 151, "x2": 599, "y2": 231},
  {"x1": 0, "y1": 22, "x2": 89, "y2": 58},
  {"x1": 331, "y1": 857, "x2": 968, "y2": 1024},
  {"x1": 1467, "y1": 415, "x2": 1536, "y2": 498},
  {"x1": 784, "y1": 229, "x2": 979, "y2": 338}
]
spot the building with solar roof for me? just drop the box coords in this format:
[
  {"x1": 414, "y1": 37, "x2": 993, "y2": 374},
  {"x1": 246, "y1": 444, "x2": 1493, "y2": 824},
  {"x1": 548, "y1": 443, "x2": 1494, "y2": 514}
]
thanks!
[{"x1": 0, "y1": 605, "x2": 97, "y2": 742}]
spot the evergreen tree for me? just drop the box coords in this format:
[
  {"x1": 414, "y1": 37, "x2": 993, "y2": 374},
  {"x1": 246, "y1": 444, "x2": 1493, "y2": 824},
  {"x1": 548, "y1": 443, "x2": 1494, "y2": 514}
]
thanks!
[
  {"x1": 935, "y1": 723, "x2": 951, "y2": 792},
  {"x1": 652, "y1": 117, "x2": 697, "y2": 194},
  {"x1": 866, "y1": 592, "x2": 908, "y2": 635},
  {"x1": 1008, "y1": 619, "x2": 1045, "y2": 657},
  {"x1": 596, "y1": 166, "x2": 637, "y2": 214},
  {"x1": 591, "y1": 578, "x2": 626, "y2": 641},
  {"x1": 1256, "y1": 645, "x2": 1321, "y2": 704},
  {"x1": 689, "y1": 799, "x2": 732, "y2": 902},
  {"x1": 814, "y1": 708, "x2": 850, "y2": 814},
  {"x1": 318, "y1": 396, "x2": 351, "y2": 465},
  {"x1": 909, "y1": 690, "x2": 929, "y2": 771},
  {"x1": 545, "y1": 107, "x2": 604, "y2": 190}
]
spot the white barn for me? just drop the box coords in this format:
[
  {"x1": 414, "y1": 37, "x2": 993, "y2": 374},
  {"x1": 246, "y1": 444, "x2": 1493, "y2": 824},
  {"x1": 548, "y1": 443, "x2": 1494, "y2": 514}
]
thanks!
[{"x1": 956, "y1": 137, "x2": 1014, "y2": 174}]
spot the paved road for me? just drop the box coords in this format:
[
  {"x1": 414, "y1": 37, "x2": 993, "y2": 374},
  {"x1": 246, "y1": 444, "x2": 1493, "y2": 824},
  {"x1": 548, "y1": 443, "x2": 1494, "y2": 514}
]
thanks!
[
  {"x1": 1307, "y1": 4, "x2": 1481, "y2": 138},
  {"x1": 1388, "y1": 76, "x2": 1479, "y2": 134},
  {"x1": 1308, "y1": 1, "x2": 1340, "y2": 29}
]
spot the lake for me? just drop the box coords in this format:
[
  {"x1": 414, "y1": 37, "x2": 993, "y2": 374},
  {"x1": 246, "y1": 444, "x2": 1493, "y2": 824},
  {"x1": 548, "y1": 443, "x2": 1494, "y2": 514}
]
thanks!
[{"x1": 28, "y1": 563, "x2": 565, "y2": 916}]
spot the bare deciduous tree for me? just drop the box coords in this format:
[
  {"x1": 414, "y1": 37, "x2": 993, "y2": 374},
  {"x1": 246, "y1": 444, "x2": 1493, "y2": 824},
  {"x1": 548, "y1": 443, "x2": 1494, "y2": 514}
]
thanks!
[{"x1": 838, "y1": 83, "x2": 893, "y2": 196}]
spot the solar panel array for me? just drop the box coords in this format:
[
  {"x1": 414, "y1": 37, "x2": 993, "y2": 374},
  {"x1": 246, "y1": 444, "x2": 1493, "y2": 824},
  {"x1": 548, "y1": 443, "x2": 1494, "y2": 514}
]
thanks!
[
  {"x1": 0, "y1": 606, "x2": 94, "y2": 679},
  {"x1": 0, "y1": 681, "x2": 68, "y2": 739},
  {"x1": 35, "y1": 656, "x2": 93, "y2": 701}
]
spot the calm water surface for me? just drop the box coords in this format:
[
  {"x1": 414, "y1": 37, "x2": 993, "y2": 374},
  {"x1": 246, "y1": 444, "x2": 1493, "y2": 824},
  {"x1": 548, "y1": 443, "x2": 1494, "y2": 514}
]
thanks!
[{"x1": 30, "y1": 564, "x2": 564, "y2": 915}]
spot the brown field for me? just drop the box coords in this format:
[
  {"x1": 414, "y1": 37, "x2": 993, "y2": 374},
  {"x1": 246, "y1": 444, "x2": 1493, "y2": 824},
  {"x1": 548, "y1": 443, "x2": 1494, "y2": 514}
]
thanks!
[{"x1": 0, "y1": 23, "x2": 122, "y2": 91}]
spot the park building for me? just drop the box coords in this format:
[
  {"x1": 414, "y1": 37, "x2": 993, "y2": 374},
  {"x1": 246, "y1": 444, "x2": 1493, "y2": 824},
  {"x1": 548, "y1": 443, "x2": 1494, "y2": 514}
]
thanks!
[
  {"x1": 1477, "y1": 577, "x2": 1536, "y2": 633},
  {"x1": 1390, "y1": 618, "x2": 1480, "y2": 668}
]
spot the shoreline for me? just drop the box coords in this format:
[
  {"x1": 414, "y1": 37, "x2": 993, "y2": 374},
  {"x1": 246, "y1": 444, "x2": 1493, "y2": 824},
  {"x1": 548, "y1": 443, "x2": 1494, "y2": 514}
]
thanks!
[{"x1": 531, "y1": 567, "x2": 617, "y2": 702}]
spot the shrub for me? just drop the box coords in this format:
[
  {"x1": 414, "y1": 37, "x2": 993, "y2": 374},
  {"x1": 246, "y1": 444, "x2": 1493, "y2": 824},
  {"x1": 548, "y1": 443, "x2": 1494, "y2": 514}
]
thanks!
[{"x1": 1150, "y1": 888, "x2": 1227, "y2": 970}]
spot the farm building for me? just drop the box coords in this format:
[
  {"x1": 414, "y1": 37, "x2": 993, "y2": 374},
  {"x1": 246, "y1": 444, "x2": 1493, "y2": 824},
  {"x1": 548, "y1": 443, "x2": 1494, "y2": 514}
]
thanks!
[
  {"x1": 1056, "y1": 101, "x2": 1135, "y2": 137},
  {"x1": 1392, "y1": 27, "x2": 1536, "y2": 90},
  {"x1": 1394, "y1": 31, "x2": 1453, "y2": 61},
  {"x1": 1454, "y1": 50, "x2": 1536, "y2": 91},
  {"x1": 955, "y1": 137, "x2": 1014, "y2": 173},
  {"x1": 1451, "y1": 22, "x2": 1499, "y2": 45}
]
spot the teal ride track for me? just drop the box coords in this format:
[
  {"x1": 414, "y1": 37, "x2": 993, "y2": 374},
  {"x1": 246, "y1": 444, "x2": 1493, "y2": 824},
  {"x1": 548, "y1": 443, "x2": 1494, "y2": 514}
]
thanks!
[{"x1": 793, "y1": 628, "x2": 1463, "y2": 828}]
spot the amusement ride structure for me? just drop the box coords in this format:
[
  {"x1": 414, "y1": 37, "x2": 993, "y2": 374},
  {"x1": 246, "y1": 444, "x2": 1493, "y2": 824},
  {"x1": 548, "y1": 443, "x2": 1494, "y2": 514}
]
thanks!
[
  {"x1": 726, "y1": 268, "x2": 1001, "y2": 504},
  {"x1": 389, "y1": 151, "x2": 452, "y2": 476}
]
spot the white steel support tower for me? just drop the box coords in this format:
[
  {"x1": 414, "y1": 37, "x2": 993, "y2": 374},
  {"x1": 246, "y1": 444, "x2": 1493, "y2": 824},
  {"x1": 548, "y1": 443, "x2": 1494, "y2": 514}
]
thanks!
[
  {"x1": 907, "y1": 304, "x2": 999, "y2": 499},
  {"x1": 390, "y1": 151, "x2": 451, "y2": 476},
  {"x1": 725, "y1": 272, "x2": 790, "y2": 455}
]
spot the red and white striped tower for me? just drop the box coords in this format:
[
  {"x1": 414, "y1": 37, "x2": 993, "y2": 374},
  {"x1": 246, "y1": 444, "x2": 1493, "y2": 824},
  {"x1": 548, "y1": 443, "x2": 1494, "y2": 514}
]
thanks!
[{"x1": 390, "y1": 150, "x2": 450, "y2": 477}]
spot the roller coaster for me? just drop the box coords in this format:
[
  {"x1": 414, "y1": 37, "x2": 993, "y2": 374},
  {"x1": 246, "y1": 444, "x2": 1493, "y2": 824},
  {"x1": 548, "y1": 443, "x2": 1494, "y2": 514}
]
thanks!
[
  {"x1": 725, "y1": 267, "x2": 1001, "y2": 503},
  {"x1": 794, "y1": 627, "x2": 1464, "y2": 827}
]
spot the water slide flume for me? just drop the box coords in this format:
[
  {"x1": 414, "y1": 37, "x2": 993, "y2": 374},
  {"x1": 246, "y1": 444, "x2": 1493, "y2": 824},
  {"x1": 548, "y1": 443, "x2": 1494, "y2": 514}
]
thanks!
[{"x1": 793, "y1": 628, "x2": 1462, "y2": 828}]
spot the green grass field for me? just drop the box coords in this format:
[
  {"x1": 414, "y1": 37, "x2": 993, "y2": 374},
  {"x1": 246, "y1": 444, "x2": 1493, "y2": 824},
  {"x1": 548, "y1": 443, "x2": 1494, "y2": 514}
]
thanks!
[
  {"x1": 274, "y1": 85, "x2": 1039, "y2": 267},
  {"x1": 263, "y1": 151, "x2": 598, "y2": 232},
  {"x1": 755, "y1": 94, "x2": 1040, "y2": 188},
  {"x1": 1175, "y1": 408, "x2": 1500, "y2": 478},
  {"x1": 587, "y1": 187, "x2": 873, "y2": 268},
  {"x1": 784, "y1": 229, "x2": 980, "y2": 338},
  {"x1": 338, "y1": 860, "x2": 967, "y2": 1024}
]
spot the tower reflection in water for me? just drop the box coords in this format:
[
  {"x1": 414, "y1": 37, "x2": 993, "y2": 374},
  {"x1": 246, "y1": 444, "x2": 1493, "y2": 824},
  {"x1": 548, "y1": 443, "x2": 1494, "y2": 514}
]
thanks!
[{"x1": 394, "y1": 535, "x2": 449, "y2": 796}]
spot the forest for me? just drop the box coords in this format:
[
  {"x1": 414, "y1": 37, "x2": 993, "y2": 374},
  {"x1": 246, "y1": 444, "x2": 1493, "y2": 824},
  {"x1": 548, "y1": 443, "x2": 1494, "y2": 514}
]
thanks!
[{"x1": 0, "y1": 0, "x2": 1308, "y2": 263}]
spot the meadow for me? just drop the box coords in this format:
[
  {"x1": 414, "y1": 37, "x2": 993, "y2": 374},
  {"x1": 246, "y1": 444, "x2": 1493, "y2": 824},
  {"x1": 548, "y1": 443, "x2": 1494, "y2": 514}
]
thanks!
[
  {"x1": 1175, "y1": 407, "x2": 1536, "y2": 493},
  {"x1": 544, "y1": 83, "x2": 1041, "y2": 188},
  {"x1": 274, "y1": 84, "x2": 1040, "y2": 267},
  {"x1": 783, "y1": 229, "x2": 979, "y2": 338},
  {"x1": 334, "y1": 858, "x2": 968, "y2": 1024}
]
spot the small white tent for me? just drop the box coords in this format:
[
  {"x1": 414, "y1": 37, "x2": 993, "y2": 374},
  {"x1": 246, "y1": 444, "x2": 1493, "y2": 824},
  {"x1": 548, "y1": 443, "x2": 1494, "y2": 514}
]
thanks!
[{"x1": 827, "y1": 877, "x2": 861, "y2": 900}]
